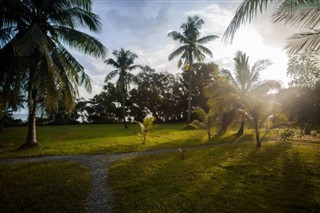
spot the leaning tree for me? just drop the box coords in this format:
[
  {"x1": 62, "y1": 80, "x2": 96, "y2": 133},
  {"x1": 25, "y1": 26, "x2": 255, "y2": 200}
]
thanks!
[{"x1": 0, "y1": 0, "x2": 107, "y2": 148}]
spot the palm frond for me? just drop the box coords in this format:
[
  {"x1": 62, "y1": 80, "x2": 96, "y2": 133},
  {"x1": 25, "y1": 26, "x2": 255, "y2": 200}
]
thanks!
[
  {"x1": 197, "y1": 35, "x2": 219, "y2": 44},
  {"x1": 286, "y1": 30, "x2": 320, "y2": 54},
  {"x1": 55, "y1": 42, "x2": 84, "y2": 73},
  {"x1": 221, "y1": 69, "x2": 241, "y2": 90},
  {"x1": 167, "y1": 31, "x2": 187, "y2": 43},
  {"x1": 196, "y1": 45, "x2": 213, "y2": 58},
  {"x1": 251, "y1": 80, "x2": 281, "y2": 95},
  {"x1": 78, "y1": 70, "x2": 92, "y2": 93},
  {"x1": 14, "y1": 24, "x2": 50, "y2": 56},
  {"x1": 273, "y1": 0, "x2": 320, "y2": 29},
  {"x1": 105, "y1": 58, "x2": 119, "y2": 68},
  {"x1": 105, "y1": 70, "x2": 119, "y2": 82},
  {"x1": 248, "y1": 59, "x2": 272, "y2": 87},
  {"x1": 0, "y1": 27, "x2": 14, "y2": 48},
  {"x1": 233, "y1": 51, "x2": 250, "y2": 91},
  {"x1": 54, "y1": 26, "x2": 107, "y2": 58},
  {"x1": 49, "y1": 7, "x2": 102, "y2": 33},
  {"x1": 168, "y1": 45, "x2": 188, "y2": 62},
  {"x1": 193, "y1": 108, "x2": 206, "y2": 121},
  {"x1": 223, "y1": 0, "x2": 273, "y2": 43},
  {"x1": 137, "y1": 121, "x2": 145, "y2": 132},
  {"x1": 193, "y1": 49, "x2": 205, "y2": 62},
  {"x1": 251, "y1": 59, "x2": 272, "y2": 73},
  {"x1": 143, "y1": 116, "x2": 156, "y2": 130},
  {"x1": 128, "y1": 64, "x2": 143, "y2": 71},
  {"x1": 190, "y1": 119, "x2": 206, "y2": 130}
]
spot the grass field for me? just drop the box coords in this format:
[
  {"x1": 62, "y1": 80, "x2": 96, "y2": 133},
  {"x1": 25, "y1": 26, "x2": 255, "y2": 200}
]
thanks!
[
  {"x1": 0, "y1": 124, "x2": 251, "y2": 158},
  {"x1": 1, "y1": 124, "x2": 320, "y2": 212},
  {"x1": 0, "y1": 161, "x2": 90, "y2": 213},
  {"x1": 109, "y1": 142, "x2": 320, "y2": 212}
]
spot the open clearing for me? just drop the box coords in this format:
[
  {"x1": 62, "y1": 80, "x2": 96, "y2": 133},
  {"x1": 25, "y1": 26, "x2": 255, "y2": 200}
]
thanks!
[{"x1": 1, "y1": 125, "x2": 320, "y2": 212}]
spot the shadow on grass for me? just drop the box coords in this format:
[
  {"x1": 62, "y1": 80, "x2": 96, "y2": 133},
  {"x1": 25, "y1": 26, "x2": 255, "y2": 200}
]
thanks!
[
  {"x1": 211, "y1": 133, "x2": 254, "y2": 144},
  {"x1": 109, "y1": 142, "x2": 320, "y2": 212}
]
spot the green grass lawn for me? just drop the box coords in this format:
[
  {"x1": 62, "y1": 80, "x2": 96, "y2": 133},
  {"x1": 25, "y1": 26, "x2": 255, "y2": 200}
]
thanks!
[
  {"x1": 0, "y1": 161, "x2": 90, "y2": 213},
  {"x1": 109, "y1": 142, "x2": 320, "y2": 212},
  {"x1": 0, "y1": 124, "x2": 250, "y2": 158}
]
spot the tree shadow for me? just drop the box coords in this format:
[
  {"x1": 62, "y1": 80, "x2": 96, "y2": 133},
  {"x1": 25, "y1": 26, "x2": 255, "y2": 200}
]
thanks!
[{"x1": 108, "y1": 142, "x2": 320, "y2": 212}]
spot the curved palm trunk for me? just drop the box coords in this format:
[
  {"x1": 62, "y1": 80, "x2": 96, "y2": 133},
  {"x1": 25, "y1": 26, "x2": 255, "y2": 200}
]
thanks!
[
  {"x1": 20, "y1": 70, "x2": 38, "y2": 149},
  {"x1": 236, "y1": 116, "x2": 245, "y2": 136},
  {"x1": 121, "y1": 71, "x2": 128, "y2": 129}
]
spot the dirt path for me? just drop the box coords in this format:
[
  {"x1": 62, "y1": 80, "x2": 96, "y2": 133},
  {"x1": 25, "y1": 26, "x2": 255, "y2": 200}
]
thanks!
[{"x1": 0, "y1": 142, "x2": 234, "y2": 212}]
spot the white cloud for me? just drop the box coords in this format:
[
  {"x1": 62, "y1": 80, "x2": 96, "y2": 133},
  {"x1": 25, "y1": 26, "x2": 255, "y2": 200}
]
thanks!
[
  {"x1": 185, "y1": 3, "x2": 291, "y2": 86},
  {"x1": 78, "y1": 1, "x2": 294, "y2": 98}
]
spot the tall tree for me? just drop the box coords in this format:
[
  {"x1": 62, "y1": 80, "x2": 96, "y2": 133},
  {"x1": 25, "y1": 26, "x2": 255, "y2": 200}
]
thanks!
[
  {"x1": 168, "y1": 16, "x2": 218, "y2": 122},
  {"x1": 222, "y1": 51, "x2": 277, "y2": 135},
  {"x1": 223, "y1": 0, "x2": 320, "y2": 54},
  {"x1": 86, "y1": 83, "x2": 121, "y2": 124},
  {"x1": 105, "y1": 48, "x2": 140, "y2": 128},
  {"x1": 0, "y1": 0, "x2": 107, "y2": 148}
]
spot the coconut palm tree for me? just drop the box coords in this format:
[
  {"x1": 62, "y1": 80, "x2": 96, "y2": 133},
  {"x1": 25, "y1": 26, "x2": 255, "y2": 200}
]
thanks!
[
  {"x1": 223, "y1": 0, "x2": 320, "y2": 54},
  {"x1": 137, "y1": 115, "x2": 156, "y2": 144},
  {"x1": 168, "y1": 16, "x2": 219, "y2": 123},
  {"x1": 222, "y1": 51, "x2": 280, "y2": 136},
  {"x1": 105, "y1": 48, "x2": 140, "y2": 128},
  {"x1": 241, "y1": 93, "x2": 280, "y2": 147},
  {"x1": 191, "y1": 108, "x2": 217, "y2": 140},
  {"x1": 0, "y1": 0, "x2": 107, "y2": 148}
]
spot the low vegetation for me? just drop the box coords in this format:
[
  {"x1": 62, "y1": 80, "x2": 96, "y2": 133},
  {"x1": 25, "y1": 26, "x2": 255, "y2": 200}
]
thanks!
[
  {"x1": 137, "y1": 116, "x2": 156, "y2": 144},
  {"x1": 0, "y1": 161, "x2": 90, "y2": 212},
  {"x1": 109, "y1": 142, "x2": 320, "y2": 212}
]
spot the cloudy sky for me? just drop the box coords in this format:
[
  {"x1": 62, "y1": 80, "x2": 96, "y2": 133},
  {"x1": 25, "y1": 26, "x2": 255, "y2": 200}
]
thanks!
[{"x1": 75, "y1": 0, "x2": 297, "y2": 98}]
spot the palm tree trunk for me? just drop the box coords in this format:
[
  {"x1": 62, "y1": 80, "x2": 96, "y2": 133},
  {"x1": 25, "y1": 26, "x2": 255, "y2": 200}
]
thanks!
[
  {"x1": 187, "y1": 70, "x2": 192, "y2": 123},
  {"x1": 143, "y1": 134, "x2": 146, "y2": 144},
  {"x1": 20, "y1": 72, "x2": 38, "y2": 149},
  {"x1": 254, "y1": 120, "x2": 261, "y2": 148},
  {"x1": 187, "y1": 54, "x2": 193, "y2": 123},
  {"x1": 121, "y1": 72, "x2": 128, "y2": 129},
  {"x1": 236, "y1": 116, "x2": 245, "y2": 136},
  {"x1": 216, "y1": 109, "x2": 236, "y2": 136}
]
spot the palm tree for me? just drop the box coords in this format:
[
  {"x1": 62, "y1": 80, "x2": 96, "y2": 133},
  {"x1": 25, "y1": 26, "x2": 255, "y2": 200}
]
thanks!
[
  {"x1": 105, "y1": 48, "x2": 140, "y2": 128},
  {"x1": 222, "y1": 51, "x2": 280, "y2": 136},
  {"x1": 168, "y1": 16, "x2": 219, "y2": 123},
  {"x1": 241, "y1": 93, "x2": 280, "y2": 147},
  {"x1": 137, "y1": 115, "x2": 156, "y2": 144},
  {"x1": 0, "y1": 0, "x2": 107, "y2": 148},
  {"x1": 223, "y1": 0, "x2": 320, "y2": 54},
  {"x1": 191, "y1": 108, "x2": 217, "y2": 140}
]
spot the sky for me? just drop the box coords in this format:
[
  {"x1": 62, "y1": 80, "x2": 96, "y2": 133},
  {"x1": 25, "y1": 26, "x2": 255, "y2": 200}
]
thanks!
[{"x1": 73, "y1": 0, "x2": 298, "y2": 99}]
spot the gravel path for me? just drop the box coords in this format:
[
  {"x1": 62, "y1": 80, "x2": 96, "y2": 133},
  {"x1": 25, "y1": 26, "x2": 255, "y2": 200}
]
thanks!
[{"x1": 0, "y1": 142, "x2": 233, "y2": 212}]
